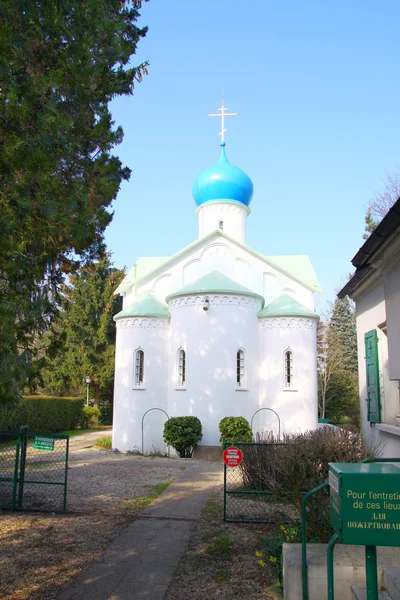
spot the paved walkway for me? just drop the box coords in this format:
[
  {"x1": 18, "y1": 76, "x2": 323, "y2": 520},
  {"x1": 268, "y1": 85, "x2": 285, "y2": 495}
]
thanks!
[
  {"x1": 68, "y1": 429, "x2": 111, "y2": 451},
  {"x1": 58, "y1": 460, "x2": 223, "y2": 600}
]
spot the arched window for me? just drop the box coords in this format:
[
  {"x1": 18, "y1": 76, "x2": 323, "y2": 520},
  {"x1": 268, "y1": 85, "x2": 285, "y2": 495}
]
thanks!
[
  {"x1": 178, "y1": 348, "x2": 186, "y2": 387},
  {"x1": 134, "y1": 348, "x2": 144, "y2": 387},
  {"x1": 284, "y1": 349, "x2": 293, "y2": 388},
  {"x1": 218, "y1": 220, "x2": 224, "y2": 230},
  {"x1": 237, "y1": 348, "x2": 245, "y2": 388}
]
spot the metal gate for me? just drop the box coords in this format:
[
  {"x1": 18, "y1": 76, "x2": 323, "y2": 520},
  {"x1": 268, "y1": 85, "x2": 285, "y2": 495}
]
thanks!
[
  {"x1": 223, "y1": 441, "x2": 291, "y2": 523},
  {"x1": 0, "y1": 426, "x2": 69, "y2": 513}
]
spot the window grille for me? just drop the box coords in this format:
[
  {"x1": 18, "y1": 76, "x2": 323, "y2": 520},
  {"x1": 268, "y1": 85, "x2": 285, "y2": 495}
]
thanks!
[
  {"x1": 237, "y1": 349, "x2": 245, "y2": 387},
  {"x1": 284, "y1": 350, "x2": 293, "y2": 388},
  {"x1": 178, "y1": 349, "x2": 186, "y2": 387},
  {"x1": 135, "y1": 349, "x2": 144, "y2": 386}
]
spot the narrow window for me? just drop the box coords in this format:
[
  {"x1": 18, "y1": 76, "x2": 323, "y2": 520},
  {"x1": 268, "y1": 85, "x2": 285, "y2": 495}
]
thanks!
[
  {"x1": 134, "y1": 349, "x2": 144, "y2": 386},
  {"x1": 284, "y1": 350, "x2": 293, "y2": 388},
  {"x1": 178, "y1": 349, "x2": 186, "y2": 387},
  {"x1": 218, "y1": 220, "x2": 224, "y2": 230},
  {"x1": 237, "y1": 348, "x2": 245, "y2": 387}
]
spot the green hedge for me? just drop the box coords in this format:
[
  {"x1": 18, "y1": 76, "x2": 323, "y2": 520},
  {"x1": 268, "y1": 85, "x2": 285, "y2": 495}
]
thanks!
[
  {"x1": 0, "y1": 396, "x2": 84, "y2": 433},
  {"x1": 219, "y1": 416, "x2": 253, "y2": 445},
  {"x1": 163, "y1": 416, "x2": 203, "y2": 458}
]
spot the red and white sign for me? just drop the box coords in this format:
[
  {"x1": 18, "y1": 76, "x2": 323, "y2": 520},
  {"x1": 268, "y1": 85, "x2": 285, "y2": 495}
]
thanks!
[{"x1": 223, "y1": 446, "x2": 243, "y2": 467}]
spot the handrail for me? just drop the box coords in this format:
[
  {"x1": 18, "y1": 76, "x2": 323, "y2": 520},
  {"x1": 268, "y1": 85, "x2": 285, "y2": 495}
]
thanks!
[
  {"x1": 301, "y1": 456, "x2": 400, "y2": 599},
  {"x1": 301, "y1": 481, "x2": 329, "y2": 600}
]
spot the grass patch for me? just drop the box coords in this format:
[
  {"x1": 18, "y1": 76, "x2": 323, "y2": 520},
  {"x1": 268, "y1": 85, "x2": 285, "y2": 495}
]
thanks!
[
  {"x1": 0, "y1": 439, "x2": 17, "y2": 449},
  {"x1": 206, "y1": 535, "x2": 232, "y2": 561},
  {"x1": 122, "y1": 481, "x2": 172, "y2": 510},
  {"x1": 202, "y1": 498, "x2": 221, "y2": 516},
  {"x1": 96, "y1": 435, "x2": 112, "y2": 449}
]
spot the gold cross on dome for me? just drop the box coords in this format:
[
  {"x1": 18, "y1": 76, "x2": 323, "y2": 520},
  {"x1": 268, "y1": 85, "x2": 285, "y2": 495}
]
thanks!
[{"x1": 208, "y1": 93, "x2": 237, "y2": 143}]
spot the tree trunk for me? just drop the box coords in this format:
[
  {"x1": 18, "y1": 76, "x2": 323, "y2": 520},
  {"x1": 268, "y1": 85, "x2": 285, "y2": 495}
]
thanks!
[{"x1": 94, "y1": 383, "x2": 100, "y2": 425}]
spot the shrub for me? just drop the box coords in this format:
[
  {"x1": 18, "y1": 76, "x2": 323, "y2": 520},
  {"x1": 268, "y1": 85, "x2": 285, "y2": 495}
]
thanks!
[
  {"x1": 219, "y1": 416, "x2": 252, "y2": 446},
  {"x1": 0, "y1": 396, "x2": 84, "y2": 433},
  {"x1": 163, "y1": 416, "x2": 202, "y2": 458},
  {"x1": 78, "y1": 406, "x2": 101, "y2": 429},
  {"x1": 242, "y1": 428, "x2": 378, "y2": 542}
]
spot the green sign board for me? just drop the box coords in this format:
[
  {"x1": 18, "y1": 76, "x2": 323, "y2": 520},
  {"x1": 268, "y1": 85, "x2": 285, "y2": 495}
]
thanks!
[
  {"x1": 329, "y1": 462, "x2": 400, "y2": 547},
  {"x1": 34, "y1": 436, "x2": 55, "y2": 451}
]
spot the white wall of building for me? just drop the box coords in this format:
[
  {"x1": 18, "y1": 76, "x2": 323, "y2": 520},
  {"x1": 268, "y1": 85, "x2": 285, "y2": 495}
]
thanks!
[
  {"x1": 353, "y1": 278, "x2": 400, "y2": 458},
  {"x1": 258, "y1": 317, "x2": 318, "y2": 436},
  {"x1": 196, "y1": 202, "x2": 249, "y2": 242},
  {"x1": 112, "y1": 317, "x2": 170, "y2": 453},
  {"x1": 167, "y1": 293, "x2": 261, "y2": 446},
  {"x1": 384, "y1": 259, "x2": 400, "y2": 380}
]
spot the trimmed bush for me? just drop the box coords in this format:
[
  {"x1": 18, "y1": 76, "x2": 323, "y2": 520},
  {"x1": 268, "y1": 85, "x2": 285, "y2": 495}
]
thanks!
[
  {"x1": 219, "y1": 416, "x2": 252, "y2": 445},
  {"x1": 78, "y1": 406, "x2": 101, "y2": 429},
  {"x1": 163, "y1": 416, "x2": 202, "y2": 458},
  {"x1": 0, "y1": 396, "x2": 84, "y2": 433}
]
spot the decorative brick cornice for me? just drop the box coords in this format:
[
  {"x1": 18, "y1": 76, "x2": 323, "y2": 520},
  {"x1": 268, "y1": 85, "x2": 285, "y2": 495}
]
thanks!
[
  {"x1": 259, "y1": 317, "x2": 318, "y2": 331},
  {"x1": 116, "y1": 318, "x2": 170, "y2": 330}
]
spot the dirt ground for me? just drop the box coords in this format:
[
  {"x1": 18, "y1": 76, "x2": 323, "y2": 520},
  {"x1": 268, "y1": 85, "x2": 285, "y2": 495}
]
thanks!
[
  {"x1": 0, "y1": 449, "x2": 186, "y2": 600},
  {"x1": 164, "y1": 487, "x2": 280, "y2": 600},
  {"x1": 1, "y1": 448, "x2": 285, "y2": 600}
]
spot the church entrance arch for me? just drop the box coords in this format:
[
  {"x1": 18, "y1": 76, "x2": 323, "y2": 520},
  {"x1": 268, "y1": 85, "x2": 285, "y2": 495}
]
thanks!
[
  {"x1": 141, "y1": 408, "x2": 170, "y2": 456},
  {"x1": 250, "y1": 408, "x2": 281, "y2": 440}
]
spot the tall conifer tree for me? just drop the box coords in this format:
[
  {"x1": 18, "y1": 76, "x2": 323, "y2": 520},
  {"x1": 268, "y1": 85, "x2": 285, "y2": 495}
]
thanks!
[{"x1": 0, "y1": 1, "x2": 147, "y2": 403}]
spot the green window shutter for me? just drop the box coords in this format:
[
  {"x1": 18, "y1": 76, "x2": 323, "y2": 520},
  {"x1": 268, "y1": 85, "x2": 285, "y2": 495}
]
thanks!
[{"x1": 364, "y1": 329, "x2": 381, "y2": 423}]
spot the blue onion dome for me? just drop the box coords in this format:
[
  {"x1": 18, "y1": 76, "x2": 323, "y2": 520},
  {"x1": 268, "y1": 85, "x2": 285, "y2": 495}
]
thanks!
[{"x1": 193, "y1": 143, "x2": 254, "y2": 207}]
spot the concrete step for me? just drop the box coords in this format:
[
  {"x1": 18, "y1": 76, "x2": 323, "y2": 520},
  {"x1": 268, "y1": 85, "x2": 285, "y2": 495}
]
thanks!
[
  {"x1": 384, "y1": 569, "x2": 400, "y2": 600},
  {"x1": 351, "y1": 584, "x2": 392, "y2": 600}
]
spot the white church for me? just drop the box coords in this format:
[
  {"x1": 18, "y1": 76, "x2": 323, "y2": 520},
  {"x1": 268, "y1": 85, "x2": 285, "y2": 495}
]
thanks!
[{"x1": 112, "y1": 101, "x2": 321, "y2": 454}]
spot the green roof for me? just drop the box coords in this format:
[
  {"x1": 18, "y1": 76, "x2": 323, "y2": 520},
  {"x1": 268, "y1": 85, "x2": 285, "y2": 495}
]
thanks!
[
  {"x1": 114, "y1": 230, "x2": 322, "y2": 297},
  {"x1": 258, "y1": 294, "x2": 319, "y2": 319},
  {"x1": 166, "y1": 271, "x2": 265, "y2": 306},
  {"x1": 114, "y1": 294, "x2": 170, "y2": 320},
  {"x1": 261, "y1": 255, "x2": 322, "y2": 293},
  {"x1": 115, "y1": 257, "x2": 170, "y2": 295}
]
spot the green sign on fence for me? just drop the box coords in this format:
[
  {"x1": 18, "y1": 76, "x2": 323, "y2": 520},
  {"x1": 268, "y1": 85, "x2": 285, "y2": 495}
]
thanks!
[
  {"x1": 34, "y1": 436, "x2": 55, "y2": 451},
  {"x1": 329, "y1": 462, "x2": 400, "y2": 546}
]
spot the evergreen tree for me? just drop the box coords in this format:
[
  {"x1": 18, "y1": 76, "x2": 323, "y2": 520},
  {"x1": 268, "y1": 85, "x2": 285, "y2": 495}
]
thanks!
[
  {"x1": 363, "y1": 209, "x2": 378, "y2": 239},
  {"x1": 317, "y1": 296, "x2": 359, "y2": 425},
  {"x1": 44, "y1": 257, "x2": 124, "y2": 409},
  {"x1": 329, "y1": 296, "x2": 358, "y2": 374},
  {"x1": 0, "y1": 1, "x2": 147, "y2": 403}
]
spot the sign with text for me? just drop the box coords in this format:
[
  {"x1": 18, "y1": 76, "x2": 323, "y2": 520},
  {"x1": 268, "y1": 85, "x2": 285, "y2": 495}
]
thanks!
[
  {"x1": 223, "y1": 446, "x2": 243, "y2": 467},
  {"x1": 329, "y1": 462, "x2": 400, "y2": 546},
  {"x1": 34, "y1": 436, "x2": 55, "y2": 451}
]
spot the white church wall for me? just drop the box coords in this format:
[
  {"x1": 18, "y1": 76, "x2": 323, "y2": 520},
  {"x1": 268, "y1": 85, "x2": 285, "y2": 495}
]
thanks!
[
  {"x1": 196, "y1": 202, "x2": 249, "y2": 242},
  {"x1": 112, "y1": 317, "x2": 170, "y2": 453},
  {"x1": 129, "y1": 234, "x2": 314, "y2": 314},
  {"x1": 258, "y1": 317, "x2": 318, "y2": 437},
  {"x1": 167, "y1": 293, "x2": 261, "y2": 446}
]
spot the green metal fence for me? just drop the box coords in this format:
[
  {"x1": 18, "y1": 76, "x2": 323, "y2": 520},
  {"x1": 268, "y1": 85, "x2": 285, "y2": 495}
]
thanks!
[
  {"x1": 0, "y1": 426, "x2": 69, "y2": 513},
  {"x1": 223, "y1": 441, "x2": 292, "y2": 523}
]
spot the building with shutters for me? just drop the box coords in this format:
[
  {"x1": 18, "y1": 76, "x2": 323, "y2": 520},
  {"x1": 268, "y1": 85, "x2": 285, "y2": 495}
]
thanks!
[
  {"x1": 338, "y1": 197, "x2": 400, "y2": 458},
  {"x1": 112, "y1": 103, "x2": 321, "y2": 454}
]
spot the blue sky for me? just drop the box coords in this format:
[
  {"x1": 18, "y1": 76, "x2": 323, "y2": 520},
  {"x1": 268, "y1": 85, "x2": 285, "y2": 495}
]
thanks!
[{"x1": 106, "y1": 0, "x2": 400, "y2": 314}]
